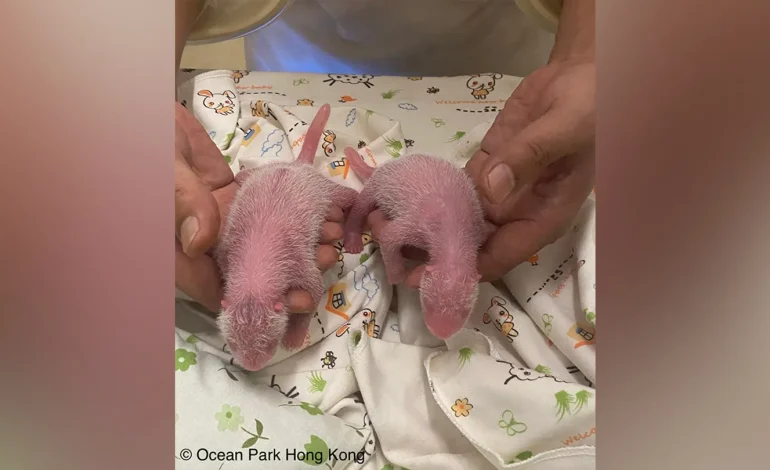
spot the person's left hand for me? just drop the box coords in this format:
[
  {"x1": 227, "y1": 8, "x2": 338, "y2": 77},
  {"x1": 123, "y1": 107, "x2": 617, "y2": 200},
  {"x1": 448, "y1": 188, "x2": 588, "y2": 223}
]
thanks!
[{"x1": 367, "y1": 58, "x2": 595, "y2": 286}]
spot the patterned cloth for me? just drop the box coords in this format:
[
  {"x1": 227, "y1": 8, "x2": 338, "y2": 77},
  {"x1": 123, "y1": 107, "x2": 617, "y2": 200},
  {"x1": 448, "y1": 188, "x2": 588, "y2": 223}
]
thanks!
[{"x1": 174, "y1": 69, "x2": 596, "y2": 470}]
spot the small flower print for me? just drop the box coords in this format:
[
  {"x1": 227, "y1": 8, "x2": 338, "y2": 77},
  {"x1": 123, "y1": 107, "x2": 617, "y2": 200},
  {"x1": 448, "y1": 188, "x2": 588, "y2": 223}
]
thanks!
[
  {"x1": 498, "y1": 410, "x2": 528, "y2": 436},
  {"x1": 175, "y1": 348, "x2": 197, "y2": 371},
  {"x1": 215, "y1": 404, "x2": 245, "y2": 432},
  {"x1": 451, "y1": 398, "x2": 473, "y2": 418}
]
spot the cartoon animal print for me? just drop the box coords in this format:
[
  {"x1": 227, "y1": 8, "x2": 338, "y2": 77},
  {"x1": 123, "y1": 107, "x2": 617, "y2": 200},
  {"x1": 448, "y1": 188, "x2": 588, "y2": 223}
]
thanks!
[
  {"x1": 407, "y1": 77, "x2": 423, "y2": 81},
  {"x1": 427, "y1": 87, "x2": 439, "y2": 94},
  {"x1": 320, "y1": 351, "x2": 337, "y2": 369},
  {"x1": 404, "y1": 139, "x2": 414, "y2": 148},
  {"x1": 496, "y1": 359, "x2": 568, "y2": 385},
  {"x1": 297, "y1": 98, "x2": 314, "y2": 106},
  {"x1": 198, "y1": 89, "x2": 236, "y2": 115},
  {"x1": 231, "y1": 70, "x2": 249, "y2": 83},
  {"x1": 360, "y1": 308, "x2": 380, "y2": 338},
  {"x1": 251, "y1": 100, "x2": 269, "y2": 118},
  {"x1": 482, "y1": 296, "x2": 519, "y2": 343},
  {"x1": 335, "y1": 308, "x2": 380, "y2": 338},
  {"x1": 339, "y1": 95, "x2": 356, "y2": 103},
  {"x1": 528, "y1": 254, "x2": 539, "y2": 266},
  {"x1": 321, "y1": 130, "x2": 337, "y2": 156},
  {"x1": 466, "y1": 73, "x2": 502, "y2": 100},
  {"x1": 357, "y1": 140, "x2": 367, "y2": 149},
  {"x1": 323, "y1": 73, "x2": 375, "y2": 88}
]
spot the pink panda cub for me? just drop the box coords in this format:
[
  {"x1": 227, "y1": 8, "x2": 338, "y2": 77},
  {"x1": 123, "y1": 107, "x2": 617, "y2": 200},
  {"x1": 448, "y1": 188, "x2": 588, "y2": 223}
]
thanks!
[
  {"x1": 215, "y1": 104, "x2": 358, "y2": 371},
  {"x1": 342, "y1": 147, "x2": 494, "y2": 340}
]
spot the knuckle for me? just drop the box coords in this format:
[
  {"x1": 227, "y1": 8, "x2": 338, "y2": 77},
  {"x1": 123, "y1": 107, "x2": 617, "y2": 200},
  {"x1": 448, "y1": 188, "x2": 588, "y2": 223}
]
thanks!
[{"x1": 524, "y1": 140, "x2": 550, "y2": 169}]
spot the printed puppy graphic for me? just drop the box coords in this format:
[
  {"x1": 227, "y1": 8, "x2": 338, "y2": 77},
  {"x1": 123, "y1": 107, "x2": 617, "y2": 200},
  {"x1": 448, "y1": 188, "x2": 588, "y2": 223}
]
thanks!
[
  {"x1": 482, "y1": 296, "x2": 519, "y2": 343},
  {"x1": 466, "y1": 73, "x2": 502, "y2": 100},
  {"x1": 321, "y1": 130, "x2": 337, "y2": 156},
  {"x1": 198, "y1": 89, "x2": 237, "y2": 115}
]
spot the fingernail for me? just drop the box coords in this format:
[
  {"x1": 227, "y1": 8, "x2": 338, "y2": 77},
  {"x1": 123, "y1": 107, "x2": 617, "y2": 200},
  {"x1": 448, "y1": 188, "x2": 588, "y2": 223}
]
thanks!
[
  {"x1": 486, "y1": 164, "x2": 515, "y2": 203},
  {"x1": 180, "y1": 217, "x2": 199, "y2": 255}
]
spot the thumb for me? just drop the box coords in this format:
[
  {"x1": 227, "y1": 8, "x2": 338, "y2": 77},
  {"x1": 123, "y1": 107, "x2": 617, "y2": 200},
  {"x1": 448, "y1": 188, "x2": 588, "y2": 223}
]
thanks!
[
  {"x1": 175, "y1": 156, "x2": 221, "y2": 257},
  {"x1": 479, "y1": 109, "x2": 586, "y2": 205}
]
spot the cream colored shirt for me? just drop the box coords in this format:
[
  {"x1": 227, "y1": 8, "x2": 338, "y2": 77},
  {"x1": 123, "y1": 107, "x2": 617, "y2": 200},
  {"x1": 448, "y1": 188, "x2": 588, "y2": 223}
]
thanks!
[{"x1": 235, "y1": 0, "x2": 557, "y2": 76}]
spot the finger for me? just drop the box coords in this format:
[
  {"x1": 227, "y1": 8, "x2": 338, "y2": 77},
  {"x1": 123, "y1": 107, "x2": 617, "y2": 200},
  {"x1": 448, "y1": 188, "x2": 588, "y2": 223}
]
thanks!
[
  {"x1": 176, "y1": 102, "x2": 233, "y2": 188},
  {"x1": 175, "y1": 157, "x2": 221, "y2": 257},
  {"x1": 319, "y1": 222, "x2": 343, "y2": 244},
  {"x1": 326, "y1": 204, "x2": 345, "y2": 223},
  {"x1": 405, "y1": 265, "x2": 427, "y2": 289},
  {"x1": 478, "y1": 108, "x2": 593, "y2": 205},
  {"x1": 316, "y1": 245, "x2": 338, "y2": 271},
  {"x1": 476, "y1": 221, "x2": 548, "y2": 282},
  {"x1": 285, "y1": 290, "x2": 315, "y2": 313},
  {"x1": 175, "y1": 241, "x2": 223, "y2": 312},
  {"x1": 367, "y1": 210, "x2": 388, "y2": 240},
  {"x1": 282, "y1": 313, "x2": 312, "y2": 350}
]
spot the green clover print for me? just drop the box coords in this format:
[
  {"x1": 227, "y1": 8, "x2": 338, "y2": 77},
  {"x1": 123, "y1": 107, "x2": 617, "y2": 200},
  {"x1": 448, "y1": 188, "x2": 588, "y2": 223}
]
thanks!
[
  {"x1": 175, "y1": 348, "x2": 197, "y2": 371},
  {"x1": 458, "y1": 348, "x2": 474, "y2": 369},
  {"x1": 498, "y1": 410, "x2": 528, "y2": 436}
]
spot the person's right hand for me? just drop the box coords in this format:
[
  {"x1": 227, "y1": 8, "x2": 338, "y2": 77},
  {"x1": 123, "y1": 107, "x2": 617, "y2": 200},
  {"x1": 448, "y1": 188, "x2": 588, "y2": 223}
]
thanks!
[{"x1": 174, "y1": 102, "x2": 344, "y2": 313}]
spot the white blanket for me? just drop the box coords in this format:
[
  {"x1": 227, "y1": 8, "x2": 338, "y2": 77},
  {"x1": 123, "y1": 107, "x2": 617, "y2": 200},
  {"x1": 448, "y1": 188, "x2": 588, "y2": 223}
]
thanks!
[{"x1": 174, "y1": 69, "x2": 596, "y2": 470}]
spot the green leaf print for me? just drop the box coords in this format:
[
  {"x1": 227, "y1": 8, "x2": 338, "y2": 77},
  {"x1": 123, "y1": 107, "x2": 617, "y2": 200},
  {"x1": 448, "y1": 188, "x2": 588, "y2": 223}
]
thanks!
[
  {"x1": 300, "y1": 402, "x2": 324, "y2": 416},
  {"x1": 303, "y1": 435, "x2": 329, "y2": 466},
  {"x1": 447, "y1": 131, "x2": 466, "y2": 143},
  {"x1": 382, "y1": 465, "x2": 394, "y2": 470},
  {"x1": 175, "y1": 348, "x2": 197, "y2": 371},
  {"x1": 223, "y1": 154, "x2": 232, "y2": 164},
  {"x1": 573, "y1": 390, "x2": 593, "y2": 414},
  {"x1": 506, "y1": 450, "x2": 534, "y2": 464},
  {"x1": 381, "y1": 89, "x2": 401, "y2": 99},
  {"x1": 241, "y1": 419, "x2": 269, "y2": 448},
  {"x1": 458, "y1": 348, "x2": 473, "y2": 368},
  {"x1": 584, "y1": 308, "x2": 596, "y2": 326},
  {"x1": 185, "y1": 334, "x2": 200, "y2": 344},
  {"x1": 308, "y1": 371, "x2": 327, "y2": 393},
  {"x1": 555, "y1": 391, "x2": 576, "y2": 422},
  {"x1": 364, "y1": 109, "x2": 374, "y2": 120},
  {"x1": 215, "y1": 404, "x2": 245, "y2": 432},
  {"x1": 223, "y1": 133, "x2": 235, "y2": 148},
  {"x1": 535, "y1": 364, "x2": 552, "y2": 375},
  {"x1": 359, "y1": 253, "x2": 370, "y2": 264},
  {"x1": 383, "y1": 137, "x2": 403, "y2": 158}
]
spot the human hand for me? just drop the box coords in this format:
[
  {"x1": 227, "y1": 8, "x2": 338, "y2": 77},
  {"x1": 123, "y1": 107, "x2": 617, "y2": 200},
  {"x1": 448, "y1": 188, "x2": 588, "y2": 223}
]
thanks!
[
  {"x1": 465, "y1": 58, "x2": 595, "y2": 281},
  {"x1": 174, "y1": 102, "x2": 344, "y2": 312}
]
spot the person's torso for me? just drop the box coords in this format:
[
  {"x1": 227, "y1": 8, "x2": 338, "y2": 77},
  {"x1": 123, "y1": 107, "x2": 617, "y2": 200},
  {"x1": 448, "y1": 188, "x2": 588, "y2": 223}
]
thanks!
[{"x1": 244, "y1": 0, "x2": 555, "y2": 76}]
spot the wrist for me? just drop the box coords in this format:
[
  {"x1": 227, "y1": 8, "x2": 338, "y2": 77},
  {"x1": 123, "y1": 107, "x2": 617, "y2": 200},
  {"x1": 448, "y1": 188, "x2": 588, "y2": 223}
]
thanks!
[{"x1": 549, "y1": 0, "x2": 595, "y2": 63}]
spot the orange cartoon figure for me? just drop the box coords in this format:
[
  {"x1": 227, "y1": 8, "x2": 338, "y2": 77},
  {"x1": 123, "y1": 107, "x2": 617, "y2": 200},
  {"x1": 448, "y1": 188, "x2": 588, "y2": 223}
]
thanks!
[
  {"x1": 232, "y1": 70, "x2": 249, "y2": 83},
  {"x1": 466, "y1": 73, "x2": 502, "y2": 100},
  {"x1": 297, "y1": 98, "x2": 314, "y2": 106},
  {"x1": 321, "y1": 130, "x2": 337, "y2": 156},
  {"x1": 360, "y1": 308, "x2": 380, "y2": 338},
  {"x1": 338, "y1": 95, "x2": 356, "y2": 103},
  {"x1": 198, "y1": 89, "x2": 236, "y2": 115},
  {"x1": 528, "y1": 254, "x2": 539, "y2": 266},
  {"x1": 482, "y1": 296, "x2": 519, "y2": 343},
  {"x1": 251, "y1": 100, "x2": 269, "y2": 118}
]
